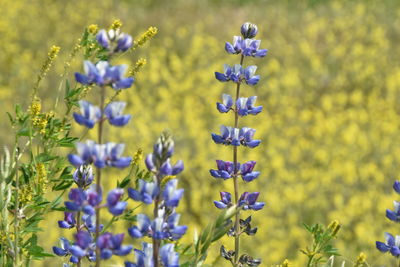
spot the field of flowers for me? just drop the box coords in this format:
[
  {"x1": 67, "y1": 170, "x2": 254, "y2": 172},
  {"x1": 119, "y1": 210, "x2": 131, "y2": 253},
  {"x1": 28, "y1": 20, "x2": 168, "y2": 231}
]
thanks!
[{"x1": 1, "y1": 0, "x2": 400, "y2": 266}]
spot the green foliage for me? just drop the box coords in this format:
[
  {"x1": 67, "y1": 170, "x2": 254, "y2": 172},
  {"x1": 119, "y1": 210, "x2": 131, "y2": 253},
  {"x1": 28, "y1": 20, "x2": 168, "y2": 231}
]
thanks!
[
  {"x1": 179, "y1": 206, "x2": 238, "y2": 267},
  {"x1": 301, "y1": 221, "x2": 341, "y2": 267}
]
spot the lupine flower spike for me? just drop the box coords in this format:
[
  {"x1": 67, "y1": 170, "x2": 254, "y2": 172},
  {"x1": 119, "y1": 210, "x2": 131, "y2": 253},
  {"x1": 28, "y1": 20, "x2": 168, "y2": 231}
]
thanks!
[
  {"x1": 54, "y1": 21, "x2": 135, "y2": 267},
  {"x1": 212, "y1": 22, "x2": 266, "y2": 266},
  {"x1": 126, "y1": 132, "x2": 186, "y2": 267}
]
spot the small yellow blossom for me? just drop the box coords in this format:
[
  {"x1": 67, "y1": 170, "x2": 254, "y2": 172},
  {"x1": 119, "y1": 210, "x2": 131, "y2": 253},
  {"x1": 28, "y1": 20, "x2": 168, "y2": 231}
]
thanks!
[
  {"x1": 129, "y1": 58, "x2": 147, "y2": 77},
  {"x1": 111, "y1": 19, "x2": 122, "y2": 30},
  {"x1": 87, "y1": 24, "x2": 99, "y2": 34}
]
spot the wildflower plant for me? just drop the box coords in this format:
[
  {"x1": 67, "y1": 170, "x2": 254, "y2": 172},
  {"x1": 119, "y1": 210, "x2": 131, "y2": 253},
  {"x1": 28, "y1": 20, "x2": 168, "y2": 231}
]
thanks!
[
  {"x1": 212, "y1": 22, "x2": 267, "y2": 266},
  {"x1": 125, "y1": 132, "x2": 186, "y2": 267},
  {"x1": 300, "y1": 221, "x2": 341, "y2": 267},
  {"x1": 53, "y1": 20, "x2": 157, "y2": 267}
]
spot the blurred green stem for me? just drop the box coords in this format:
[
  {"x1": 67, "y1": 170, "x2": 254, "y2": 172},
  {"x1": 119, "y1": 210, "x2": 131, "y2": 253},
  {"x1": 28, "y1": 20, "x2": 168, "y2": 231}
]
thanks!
[
  {"x1": 13, "y1": 146, "x2": 19, "y2": 267},
  {"x1": 233, "y1": 54, "x2": 244, "y2": 266}
]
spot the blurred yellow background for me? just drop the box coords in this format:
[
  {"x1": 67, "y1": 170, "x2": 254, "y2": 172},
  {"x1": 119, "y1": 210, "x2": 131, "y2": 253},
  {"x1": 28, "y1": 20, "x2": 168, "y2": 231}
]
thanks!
[{"x1": 1, "y1": 0, "x2": 400, "y2": 266}]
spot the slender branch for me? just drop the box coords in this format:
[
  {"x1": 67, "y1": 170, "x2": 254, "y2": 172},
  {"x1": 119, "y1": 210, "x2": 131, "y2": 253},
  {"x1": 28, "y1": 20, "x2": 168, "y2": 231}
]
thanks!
[
  {"x1": 95, "y1": 85, "x2": 106, "y2": 267},
  {"x1": 233, "y1": 55, "x2": 244, "y2": 266}
]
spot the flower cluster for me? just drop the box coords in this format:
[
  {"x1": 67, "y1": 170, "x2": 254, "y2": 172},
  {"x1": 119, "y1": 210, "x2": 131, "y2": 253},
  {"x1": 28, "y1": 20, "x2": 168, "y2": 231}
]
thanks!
[
  {"x1": 376, "y1": 181, "x2": 400, "y2": 257},
  {"x1": 212, "y1": 126, "x2": 260, "y2": 148},
  {"x1": 54, "y1": 23, "x2": 135, "y2": 266},
  {"x1": 211, "y1": 22, "x2": 266, "y2": 266},
  {"x1": 126, "y1": 132, "x2": 186, "y2": 267}
]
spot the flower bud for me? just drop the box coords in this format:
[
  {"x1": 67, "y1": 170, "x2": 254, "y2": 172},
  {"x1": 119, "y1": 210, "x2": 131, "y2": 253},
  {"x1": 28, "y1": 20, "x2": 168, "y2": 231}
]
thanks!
[{"x1": 241, "y1": 22, "x2": 258, "y2": 39}]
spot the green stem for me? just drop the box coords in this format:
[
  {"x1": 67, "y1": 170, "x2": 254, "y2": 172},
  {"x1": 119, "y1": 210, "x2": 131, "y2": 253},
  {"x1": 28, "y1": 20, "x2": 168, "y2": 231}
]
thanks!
[
  {"x1": 76, "y1": 211, "x2": 81, "y2": 267},
  {"x1": 153, "y1": 173, "x2": 162, "y2": 267},
  {"x1": 233, "y1": 54, "x2": 244, "y2": 266},
  {"x1": 95, "y1": 85, "x2": 106, "y2": 267},
  {"x1": 13, "y1": 147, "x2": 19, "y2": 267},
  {"x1": 101, "y1": 216, "x2": 117, "y2": 234},
  {"x1": 306, "y1": 255, "x2": 314, "y2": 267}
]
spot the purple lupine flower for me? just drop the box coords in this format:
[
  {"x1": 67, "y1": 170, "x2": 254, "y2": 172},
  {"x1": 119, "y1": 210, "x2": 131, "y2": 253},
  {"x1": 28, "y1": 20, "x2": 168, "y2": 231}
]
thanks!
[
  {"x1": 211, "y1": 125, "x2": 240, "y2": 146},
  {"x1": 68, "y1": 141, "x2": 132, "y2": 168},
  {"x1": 241, "y1": 22, "x2": 258, "y2": 39},
  {"x1": 236, "y1": 96, "x2": 262, "y2": 116},
  {"x1": 86, "y1": 184, "x2": 103, "y2": 207},
  {"x1": 96, "y1": 29, "x2": 133, "y2": 52},
  {"x1": 125, "y1": 242, "x2": 154, "y2": 267},
  {"x1": 225, "y1": 36, "x2": 245, "y2": 55},
  {"x1": 64, "y1": 188, "x2": 92, "y2": 214},
  {"x1": 243, "y1": 66, "x2": 260, "y2": 85},
  {"x1": 209, "y1": 160, "x2": 238, "y2": 180},
  {"x1": 68, "y1": 231, "x2": 93, "y2": 263},
  {"x1": 387, "y1": 201, "x2": 400, "y2": 223},
  {"x1": 239, "y1": 127, "x2": 261, "y2": 148},
  {"x1": 240, "y1": 161, "x2": 260, "y2": 182},
  {"x1": 128, "y1": 214, "x2": 151, "y2": 238},
  {"x1": 104, "y1": 102, "x2": 131, "y2": 127},
  {"x1": 75, "y1": 61, "x2": 102, "y2": 85},
  {"x1": 160, "y1": 244, "x2": 180, "y2": 267},
  {"x1": 97, "y1": 232, "x2": 133, "y2": 259},
  {"x1": 215, "y1": 64, "x2": 242, "y2": 83},
  {"x1": 217, "y1": 94, "x2": 234, "y2": 113},
  {"x1": 75, "y1": 61, "x2": 134, "y2": 90},
  {"x1": 73, "y1": 100, "x2": 102, "y2": 129},
  {"x1": 162, "y1": 179, "x2": 184, "y2": 207},
  {"x1": 151, "y1": 216, "x2": 168, "y2": 240},
  {"x1": 103, "y1": 63, "x2": 134, "y2": 90},
  {"x1": 242, "y1": 39, "x2": 268, "y2": 58},
  {"x1": 167, "y1": 213, "x2": 188, "y2": 240},
  {"x1": 128, "y1": 179, "x2": 159, "y2": 204},
  {"x1": 116, "y1": 33, "x2": 133, "y2": 52},
  {"x1": 96, "y1": 30, "x2": 110, "y2": 49},
  {"x1": 58, "y1": 212, "x2": 76, "y2": 229},
  {"x1": 53, "y1": 237, "x2": 71, "y2": 256},
  {"x1": 394, "y1": 181, "x2": 400, "y2": 194},
  {"x1": 376, "y1": 232, "x2": 400, "y2": 256},
  {"x1": 82, "y1": 214, "x2": 102, "y2": 233},
  {"x1": 239, "y1": 192, "x2": 265, "y2": 211},
  {"x1": 215, "y1": 64, "x2": 233, "y2": 82},
  {"x1": 214, "y1": 192, "x2": 232, "y2": 209},
  {"x1": 159, "y1": 159, "x2": 184, "y2": 176},
  {"x1": 73, "y1": 165, "x2": 94, "y2": 188},
  {"x1": 107, "y1": 188, "x2": 128, "y2": 216}
]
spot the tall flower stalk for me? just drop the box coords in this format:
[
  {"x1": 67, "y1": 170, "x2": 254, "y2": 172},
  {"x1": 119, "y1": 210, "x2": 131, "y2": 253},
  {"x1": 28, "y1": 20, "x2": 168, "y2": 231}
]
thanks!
[
  {"x1": 53, "y1": 21, "x2": 143, "y2": 267},
  {"x1": 126, "y1": 131, "x2": 186, "y2": 267},
  {"x1": 212, "y1": 22, "x2": 267, "y2": 266}
]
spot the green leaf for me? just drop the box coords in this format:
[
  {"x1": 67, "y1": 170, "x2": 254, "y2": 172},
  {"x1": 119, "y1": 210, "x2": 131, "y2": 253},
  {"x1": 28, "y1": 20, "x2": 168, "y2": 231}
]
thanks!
[
  {"x1": 17, "y1": 127, "x2": 30, "y2": 137},
  {"x1": 117, "y1": 176, "x2": 131, "y2": 188},
  {"x1": 35, "y1": 153, "x2": 58, "y2": 163}
]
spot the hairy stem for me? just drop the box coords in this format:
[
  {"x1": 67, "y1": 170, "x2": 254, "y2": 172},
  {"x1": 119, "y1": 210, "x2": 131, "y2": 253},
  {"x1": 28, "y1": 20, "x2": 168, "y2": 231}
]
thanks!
[
  {"x1": 95, "y1": 85, "x2": 106, "y2": 267},
  {"x1": 233, "y1": 54, "x2": 244, "y2": 266}
]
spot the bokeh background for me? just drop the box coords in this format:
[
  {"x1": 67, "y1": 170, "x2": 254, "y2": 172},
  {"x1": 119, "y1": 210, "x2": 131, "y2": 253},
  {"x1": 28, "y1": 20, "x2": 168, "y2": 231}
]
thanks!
[{"x1": 1, "y1": 0, "x2": 400, "y2": 266}]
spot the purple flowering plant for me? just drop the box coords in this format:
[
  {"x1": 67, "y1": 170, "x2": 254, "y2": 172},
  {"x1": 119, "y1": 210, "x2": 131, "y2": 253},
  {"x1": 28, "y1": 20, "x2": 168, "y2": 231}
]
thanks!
[
  {"x1": 52, "y1": 21, "x2": 158, "y2": 267},
  {"x1": 211, "y1": 22, "x2": 267, "y2": 266}
]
